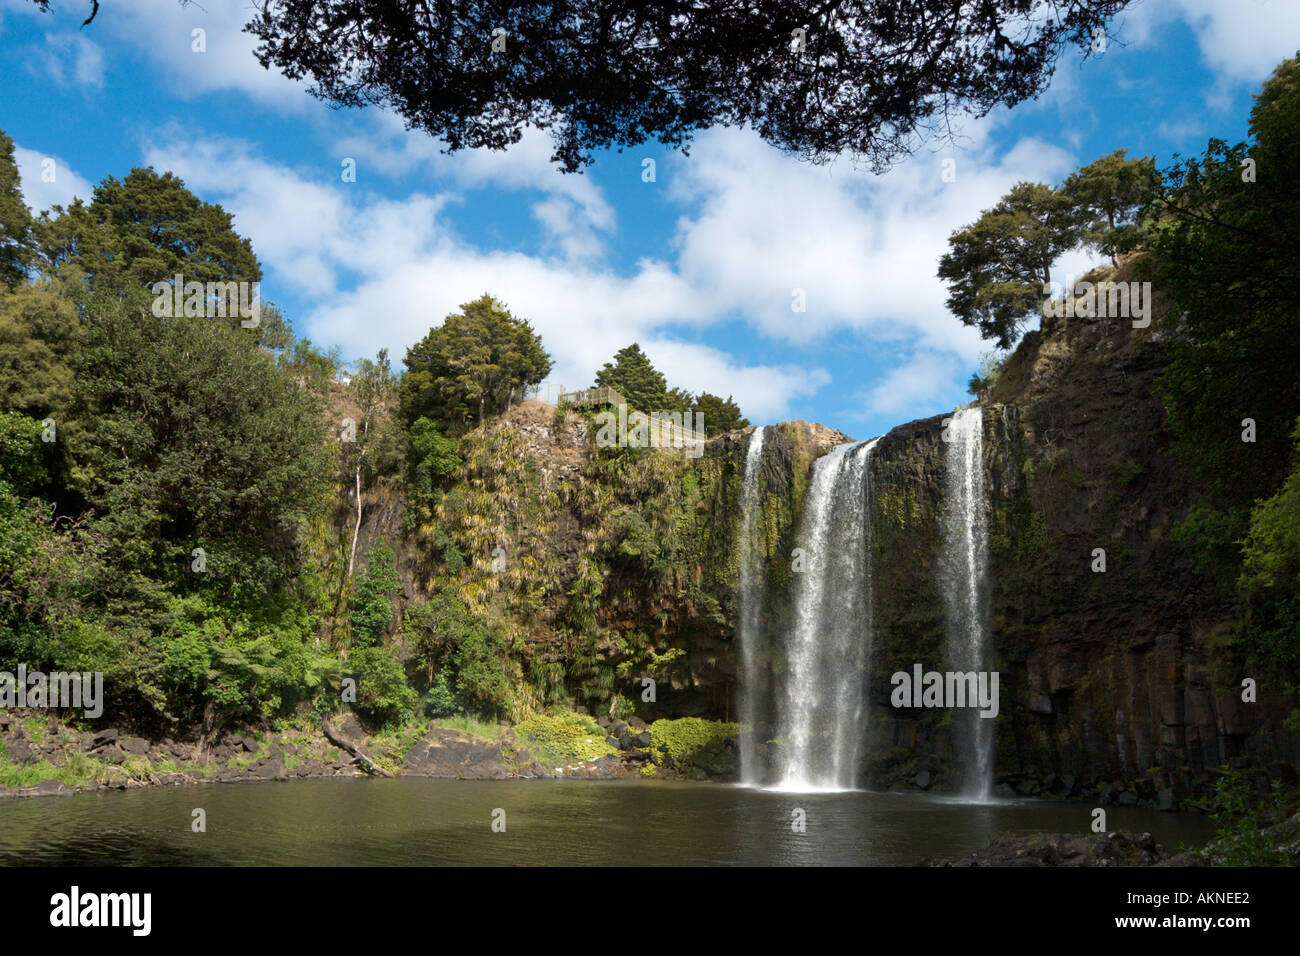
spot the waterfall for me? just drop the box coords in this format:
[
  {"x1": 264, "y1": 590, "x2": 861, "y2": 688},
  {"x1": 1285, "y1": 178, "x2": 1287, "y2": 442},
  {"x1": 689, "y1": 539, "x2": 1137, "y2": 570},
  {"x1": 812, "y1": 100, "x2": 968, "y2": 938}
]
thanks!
[
  {"x1": 773, "y1": 439, "x2": 878, "y2": 792},
  {"x1": 737, "y1": 426, "x2": 766, "y2": 786},
  {"x1": 942, "y1": 406, "x2": 992, "y2": 799}
]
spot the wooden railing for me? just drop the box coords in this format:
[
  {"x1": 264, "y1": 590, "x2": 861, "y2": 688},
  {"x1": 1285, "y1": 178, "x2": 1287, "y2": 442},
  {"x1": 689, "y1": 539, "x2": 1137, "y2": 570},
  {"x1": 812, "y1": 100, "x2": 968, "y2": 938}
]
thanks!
[
  {"x1": 556, "y1": 386, "x2": 710, "y2": 447},
  {"x1": 558, "y1": 386, "x2": 626, "y2": 407}
]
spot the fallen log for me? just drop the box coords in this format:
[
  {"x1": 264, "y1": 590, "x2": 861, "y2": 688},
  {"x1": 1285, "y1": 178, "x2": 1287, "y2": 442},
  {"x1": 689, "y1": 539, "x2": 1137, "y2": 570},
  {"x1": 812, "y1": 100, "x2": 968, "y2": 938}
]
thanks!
[{"x1": 321, "y1": 714, "x2": 393, "y2": 778}]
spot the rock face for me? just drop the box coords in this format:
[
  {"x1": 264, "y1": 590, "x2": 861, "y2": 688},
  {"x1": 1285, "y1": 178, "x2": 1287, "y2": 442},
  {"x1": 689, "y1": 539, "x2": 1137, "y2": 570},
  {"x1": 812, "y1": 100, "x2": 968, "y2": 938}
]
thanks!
[
  {"x1": 325, "y1": 278, "x2": 1293, "y2": 800},
  {"x1": 402, "y1": 728, "x2": 510, "y2": 780},
  {"x1": 736, "y1": 282, "x2": 1298, "y2": 799}
]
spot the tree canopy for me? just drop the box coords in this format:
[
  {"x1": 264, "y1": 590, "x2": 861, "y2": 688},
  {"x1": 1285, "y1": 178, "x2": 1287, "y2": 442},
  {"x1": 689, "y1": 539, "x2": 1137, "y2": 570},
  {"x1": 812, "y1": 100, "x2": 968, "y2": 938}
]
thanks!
[
  {"x1": 937, "y1": 181, "x2": 1077, "y2": 349},
  {"x1": 594, "y1": 343, "x2": 673, "y2": 413},
  {"x1": 592, "y1": 343, "x2": 749, "y2": 434},
  {"x1": 1060, "y1": 149, "x2": 1159, "y2": 263},
  {"x1": 0, "y1": 130, "x2": 35, "y2": 289},
  {"x1": 691, "y1": 393, "x2": 750, "y2": 437},
  {"x1": 400, "y1": 295, "x2": 553, "y2": 432},
  {"x1": 38, "y1": 167, "x2": 261, "y2": 292},
  {"x1": 1143, "y1": 57, "x2": 1300, "y2": 598},
  {"x1": 236, "y1": 0, "x2": 1130, "y2": 173}
]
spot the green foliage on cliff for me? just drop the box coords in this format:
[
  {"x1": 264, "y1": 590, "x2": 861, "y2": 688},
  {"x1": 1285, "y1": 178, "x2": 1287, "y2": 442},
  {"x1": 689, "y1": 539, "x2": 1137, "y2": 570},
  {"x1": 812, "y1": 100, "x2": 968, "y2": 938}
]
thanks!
[
  {"x1": 514, "y1": 711, "x2": 614, "y2": 766},
  {"x1": 1141, "y1": 58, "x2": 1300, "y2": 685},
  {"x1": 649, "y1": 717, "x2": 740, "y2": 776},
  {"x1": 350, "y1": 541, "x2": 399, "y2": 648},
  {"x1": 1209, "y1": 770, "x2": 1291, "y2": 866},
  {"x1": 399, "y1": 295, "x2": 552, "y2": 434},
  {"x1": 348, "y1": 645, "x2": 417, "y2": 727}
]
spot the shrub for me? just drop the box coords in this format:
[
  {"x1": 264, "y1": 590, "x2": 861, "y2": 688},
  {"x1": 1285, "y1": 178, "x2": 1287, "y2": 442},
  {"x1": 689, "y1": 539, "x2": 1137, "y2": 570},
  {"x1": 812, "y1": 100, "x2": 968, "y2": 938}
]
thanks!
[
  {"x1": 350, "y1": 540, "x2": 399, "y2": 647},
  {"x1": 649, "y1": 717, "x2": 741, "y2": 761},
  {"x1": 348, "y1": 645, "x2": 417, "y2": 727},
  {"x1": 514, "y1": 711, "x2": 614, "y2": 766}
]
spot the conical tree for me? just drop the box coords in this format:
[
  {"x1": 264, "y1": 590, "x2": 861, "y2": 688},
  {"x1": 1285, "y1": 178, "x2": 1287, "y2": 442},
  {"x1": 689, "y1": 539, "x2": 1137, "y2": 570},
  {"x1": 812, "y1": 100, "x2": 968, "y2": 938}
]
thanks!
[{"x1": 0, "y1": 130, "x2": 35, "y2": 289}]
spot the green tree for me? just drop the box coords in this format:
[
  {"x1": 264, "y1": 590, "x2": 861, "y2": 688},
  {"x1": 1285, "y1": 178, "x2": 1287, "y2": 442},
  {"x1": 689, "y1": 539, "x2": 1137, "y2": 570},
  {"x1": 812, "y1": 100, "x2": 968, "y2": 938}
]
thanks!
[
  {"x1": 37, "y1": 166, "x2": 261, "y2": 297},
  {"x1": 347, "y1": 644, "x2": 417, "y2": 727},
  {"x1": 938, "y1": 181, "x2": 1078, "y2": 349},
  {"x1": 1060, "y1": 149, "x2": 1160, "y2": 263},
  {"x1": 0, "y1": 129, "x2": 35, "y2": 288},
  {"x1": 0, "y1": 277, "x2": 80, "y2": 418},
  {"x1": 593, "y1": 343, "x2": 672, "y2": 412},
  {"x1": 278, "y1": 337, "x2": 341, "y2": 394},
  {"x1": 1239, "y1": 417, "x2": 1300, "y2": 679},
  {"x1": 1146, "y1": 57, "x2": 1300, "y2": 594},
  {"x1": 71, "y1": 286, "x2": 333, "y2": 607},
  {"x1": 349, "y1": 540, "x2": 400, "y2": 648},
  {"x1": 401, "y1": 295, "x2": 552, "y2": 432},
  {"x1": 691, "y1": 392, "x2": 749, "y2": 436}
]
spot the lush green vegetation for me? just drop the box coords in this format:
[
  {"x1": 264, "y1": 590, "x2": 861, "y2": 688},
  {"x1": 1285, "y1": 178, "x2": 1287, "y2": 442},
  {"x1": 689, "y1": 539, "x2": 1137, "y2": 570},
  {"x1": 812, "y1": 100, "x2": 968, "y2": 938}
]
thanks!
[
  {"x1": 1207, "y1": 769, "x2": 1294, "y2": 866},
  {"x1": 0, "y1": 136, "x2": 771, "y2": 741},
  {"x1": 593, "y1": 341, "x2": 749, "y2": 435}
]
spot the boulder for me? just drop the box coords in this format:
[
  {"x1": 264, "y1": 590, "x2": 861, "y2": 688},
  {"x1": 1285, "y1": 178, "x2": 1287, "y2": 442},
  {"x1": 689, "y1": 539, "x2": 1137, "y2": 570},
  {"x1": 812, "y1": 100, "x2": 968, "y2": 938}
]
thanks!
[
  {"x1": 6, "y1": 739, "x2": 32, "y2": 763},
  {"x1": 605, "y1": 735, "x2": 621, "y2": 750},
  {"x1": 1157, "y1": 788, "x2": 1178, "y2": 812},
  {"x1": 337, "y1": 713, "x2": 366, "y2": 742},
  {"x1": 633, "y1": 731, "x2": 652, "y2": 748},
  {"x1": 914, "y1": 771, "x2": 932, "y2": 790},
  {"x1": 120, "y1": 736, "x2": 150, "y2": 756}
]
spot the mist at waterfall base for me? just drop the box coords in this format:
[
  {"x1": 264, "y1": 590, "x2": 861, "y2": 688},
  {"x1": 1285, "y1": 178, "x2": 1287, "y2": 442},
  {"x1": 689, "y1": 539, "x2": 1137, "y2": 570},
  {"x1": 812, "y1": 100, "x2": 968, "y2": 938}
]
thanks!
[{"x1": 737, "y1": 409, "x2": 998, "y2": 801}]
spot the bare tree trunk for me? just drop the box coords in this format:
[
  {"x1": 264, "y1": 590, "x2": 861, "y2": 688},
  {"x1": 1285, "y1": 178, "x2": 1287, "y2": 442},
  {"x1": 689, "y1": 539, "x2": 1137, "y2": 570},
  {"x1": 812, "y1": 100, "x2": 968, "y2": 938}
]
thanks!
[{"x1": 347, "y1": 464, "x2": 362, "y2": 578}]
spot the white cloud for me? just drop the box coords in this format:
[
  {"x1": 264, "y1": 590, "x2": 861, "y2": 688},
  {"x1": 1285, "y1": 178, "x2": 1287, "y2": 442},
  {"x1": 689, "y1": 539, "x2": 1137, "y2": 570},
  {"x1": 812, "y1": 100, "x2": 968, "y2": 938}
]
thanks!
[
  {"x1": 857, "y1": 352, "x2": 960, "y2": 420},
  {"x1": 26, "y1": 32, "x2": 103, "y2": 89},
  {"x1": 141, "y1": 115, "x2": 1099, "y2": 425},
  {"x1": 334, "y1": 117, "x2": 617, "y2": 258},
  {"x1": 1123, "y1": 0, "x2": 1299, "y2": 95},
  {"x1": 97, "y1": 0, "x2": 306, "y2": 108},
  {"x1": 665, "y1": 127, "x2": 1077, "y2": 360},
  {"x1": 14, "y1": 145, "x2": 93, "y2": 212}
]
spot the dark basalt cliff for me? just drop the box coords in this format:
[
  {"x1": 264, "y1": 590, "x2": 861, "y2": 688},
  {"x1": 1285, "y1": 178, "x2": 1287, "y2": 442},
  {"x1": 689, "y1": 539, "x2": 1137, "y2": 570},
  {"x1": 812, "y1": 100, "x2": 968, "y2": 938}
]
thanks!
[{"x1": 860, "y1": 298, "x2": 1296, "y2": 802}]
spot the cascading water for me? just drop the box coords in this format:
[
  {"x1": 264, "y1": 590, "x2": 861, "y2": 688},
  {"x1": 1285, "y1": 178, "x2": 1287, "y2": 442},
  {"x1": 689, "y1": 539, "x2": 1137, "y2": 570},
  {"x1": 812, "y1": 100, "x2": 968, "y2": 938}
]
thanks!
[
  {"x1": 773, "y1": 439, "x2": 878, "y2": 792},
  {"x1": 941, "y1": 406, "x2": 993, "y2": 799},
  {"x1": 737, "y1": 426, "x2": 766, "y2": 786}
]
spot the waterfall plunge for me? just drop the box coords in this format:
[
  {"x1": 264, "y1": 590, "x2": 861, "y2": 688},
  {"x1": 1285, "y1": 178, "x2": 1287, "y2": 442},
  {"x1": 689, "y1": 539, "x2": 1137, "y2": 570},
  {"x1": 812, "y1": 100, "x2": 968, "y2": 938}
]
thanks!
[
  {"x1": 942, "y1": 407, "x2": 993, "y2": 800},
  {"x1": 737, "y1": 426, "x2": 767, "y2": 786},
  {"x1": 772, "y1": 439, "x2": 878, "y2": 792}
]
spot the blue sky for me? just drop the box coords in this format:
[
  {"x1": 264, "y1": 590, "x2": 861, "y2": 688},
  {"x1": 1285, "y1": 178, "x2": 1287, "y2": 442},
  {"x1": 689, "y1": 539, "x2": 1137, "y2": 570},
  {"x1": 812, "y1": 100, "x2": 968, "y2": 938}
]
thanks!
[{"x1": 0, "y1": 0, "x2": 1295, "y2": 440}]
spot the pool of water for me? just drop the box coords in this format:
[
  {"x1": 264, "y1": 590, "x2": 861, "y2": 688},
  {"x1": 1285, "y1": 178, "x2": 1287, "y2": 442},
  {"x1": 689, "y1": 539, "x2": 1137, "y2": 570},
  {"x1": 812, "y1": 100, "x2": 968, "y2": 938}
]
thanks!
[{"x1": 0, "y1": 778, "x2": 1217, "y2": 866}]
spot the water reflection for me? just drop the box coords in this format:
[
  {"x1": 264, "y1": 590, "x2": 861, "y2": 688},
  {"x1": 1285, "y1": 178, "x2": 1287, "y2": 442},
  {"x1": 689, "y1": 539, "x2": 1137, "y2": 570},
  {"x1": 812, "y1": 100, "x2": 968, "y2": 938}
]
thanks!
[{"x1": 0, "y1": 779, "x2": 1215, "y2": 866}]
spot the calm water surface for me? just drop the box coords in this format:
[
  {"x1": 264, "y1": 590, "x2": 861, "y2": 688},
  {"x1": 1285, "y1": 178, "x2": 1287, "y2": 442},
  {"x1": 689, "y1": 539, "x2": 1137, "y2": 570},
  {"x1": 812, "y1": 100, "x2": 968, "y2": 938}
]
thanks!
[{"x1": 0, "y1": 779, "x2": 1217, "y2": 866}]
